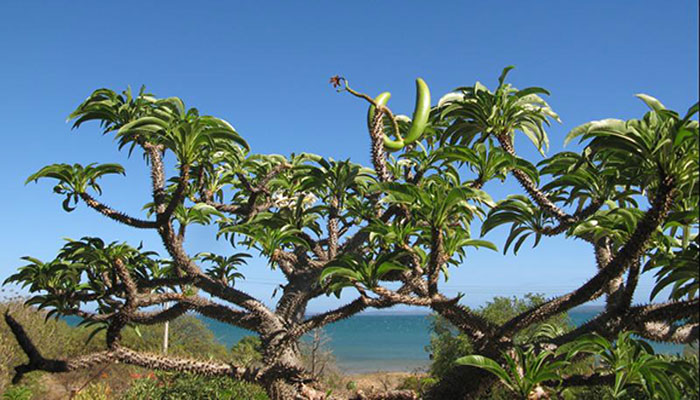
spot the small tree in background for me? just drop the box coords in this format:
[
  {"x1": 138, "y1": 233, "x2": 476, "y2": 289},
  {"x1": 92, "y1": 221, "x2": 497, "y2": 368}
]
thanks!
[{"x1": 301, "y1": 329, "x2": 336, "y2": 383}]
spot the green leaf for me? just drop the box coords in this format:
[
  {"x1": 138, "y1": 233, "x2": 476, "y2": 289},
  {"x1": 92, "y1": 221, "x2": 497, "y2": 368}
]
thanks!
[
  {"x1": 635, "y1": 93, "x2": 666, "y2": 112},
  {"x1": 498, "y1": 66, "x2": 515, "y2": 87},
  {"x1": 456, "y1": 355, "x2": 513, "y2": 386},
  {"x1": 514, "y1": 87, "x2": 551, "y2": 99},
  {"x1": 460, "y1": 239, "x2": 498, "y2": 252},
  {"x1": 319, "y1": 266, "x2": 359, "y2": 283}
]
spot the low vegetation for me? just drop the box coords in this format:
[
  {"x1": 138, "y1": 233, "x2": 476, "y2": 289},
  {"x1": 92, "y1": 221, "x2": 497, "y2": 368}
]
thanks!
[{"x1": 0, "y1": 297, "x2": 267, "y2": 399}]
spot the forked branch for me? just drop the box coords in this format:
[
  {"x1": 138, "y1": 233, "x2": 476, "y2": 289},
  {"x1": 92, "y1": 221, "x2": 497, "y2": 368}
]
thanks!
[{"x1": 4, "y1": 312, "x2": 256, "y2": 385}]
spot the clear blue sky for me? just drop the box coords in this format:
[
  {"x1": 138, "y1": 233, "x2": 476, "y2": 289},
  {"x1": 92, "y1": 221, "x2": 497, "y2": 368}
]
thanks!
[{"x1": 0, "y1": 1, "x2": 697, "y2": 313}]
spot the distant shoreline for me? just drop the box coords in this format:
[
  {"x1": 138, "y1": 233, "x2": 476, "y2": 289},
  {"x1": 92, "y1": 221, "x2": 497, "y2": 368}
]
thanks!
[{"x1": 306, "y1": 304, "x2": 606, "y2": 317}]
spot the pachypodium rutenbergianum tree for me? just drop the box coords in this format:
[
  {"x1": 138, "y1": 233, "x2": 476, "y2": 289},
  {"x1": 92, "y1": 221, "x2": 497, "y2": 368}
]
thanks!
[{"x1": 4, "y1": 69, "x2": 698, "y2": 400}]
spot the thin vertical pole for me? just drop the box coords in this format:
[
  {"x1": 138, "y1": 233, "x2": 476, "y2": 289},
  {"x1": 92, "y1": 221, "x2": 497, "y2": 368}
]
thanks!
[{"x1": 163, "y1": 300, "x2": 169, "y2": 355}]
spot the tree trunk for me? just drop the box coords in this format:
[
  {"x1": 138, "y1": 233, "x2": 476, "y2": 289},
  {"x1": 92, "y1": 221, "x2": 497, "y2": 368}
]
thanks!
[
  {"x1": 261, "y1": 340, "x2": 307, "y2": 400},
  {"x1": 261, "y1": 270, "x2": 323, "y2": 399},
  {"x1": 266, "y1": 379, "x2": 303, "y2": 400}
]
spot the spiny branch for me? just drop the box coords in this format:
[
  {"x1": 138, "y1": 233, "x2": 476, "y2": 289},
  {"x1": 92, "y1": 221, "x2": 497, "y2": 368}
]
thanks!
[
  {"x1": 546, "y1": 298, "x2": 700, "y2": 347},
  {"x1": 539, "y1": 199, "x2": 604, "y2": 237},
  {"x1": 496, "y1": 133, "x2": 573, "y2": 224},
  {"x1": 497, "y1": 176, "x2": 676, "y2": 337},
  {"x1": 5, "y1": 311, "x2": 256, "y2": 384},
  {"x1": 293, "y1": 295, "x2": 395, "y2": 338},
  {"x1": 160, "y1": 164, "x2": 191, "y2": 221},
  {"x1": 79, "y1": 193, "x2": 157, "y2": 229},
  {"x1": 144, "y1": 143, "x2": 167, "y2": 214},
  {"x1": 369, "y1": 108, "x2": 393, "y2": 182},
  {"x1": 333, "y1": 76, "x2": 397, "y2": 183},
  {"x1": 431, "y1": 299, "x2": 498, "y2": 344}
]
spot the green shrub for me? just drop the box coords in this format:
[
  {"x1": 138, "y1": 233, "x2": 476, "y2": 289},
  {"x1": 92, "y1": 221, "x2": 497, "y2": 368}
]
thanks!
[
  {"x1": 1, "y1": 385, "x2": 32, "y2": 400},
  {"x1": 121, "y1": 372, "x2": 268, "y2": 400},
  {"x1": 425, "y1": 314, "x2": 473, "y2": 378},
  {"x1": 230, "y1": 335, "x2": 262, "y2": 366},
  {"x1": 0, "y1": 299, "x2": 86, "y2": 393},
  {"x1": 73, "y1": 382, "x2": 111, "y2": 400},
  {"x1": 120, "y1": 315, "x2": 229, "y2": 359},
  {"x1": 397, "y1": 375, "x2": 437, "y2": 396}
]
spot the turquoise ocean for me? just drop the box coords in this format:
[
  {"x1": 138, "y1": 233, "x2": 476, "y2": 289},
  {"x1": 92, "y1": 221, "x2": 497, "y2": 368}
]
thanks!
[{"x1": 197, "y1": 306, "x2": 688, "y2": 373}]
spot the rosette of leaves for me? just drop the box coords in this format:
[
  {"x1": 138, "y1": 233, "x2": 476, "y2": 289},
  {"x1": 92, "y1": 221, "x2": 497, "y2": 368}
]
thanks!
[
  {"x1": 221, "y1": 220, "x2": 311, "y2": 264},
  {"x1": 645, "y1": 235, "x2": 699, "y2": 301},
  {"x1": 319, "y1": 252, "x2": 408, "y2": 296},
  {"x1": 70, "y1": 86, "x2": 248, "y2": 164},
  {"x1": 26, "y1": 163, "x2": 125, "y2": 212},
  {"x1": 437, "y1": 66, "x2": 560, "y2": 155},
  {"x1": 432, "y1": 143, "x2": 539, "y2": 188},
  {"x1": 68, "y1": 86, "x2": 157, "y2": 136},
  {"x1": 481, "y1": 195, "x2": 556, "y2": 254},
  {"x1": 368, "y1": 178, "x2": 496, "y2": 277},
  {"x1": 565, "y1": 96, "x2": 698, "y2": 203},
  {"x1": 198, "y1": 252, "x2": 249, "y2": 287},
  {"x1": 456, "y1": 346, "x2": 568, "y2": 400},
  {"x1": 379, "y1": 178, "x2": 493, "y2": 230},
  {"x1": 538, "y1": 151, "x2": 638, "y2": 211},
  {"x1": 293, "y1": 157, "x2": 375, "y2": 221},
  {"x1": 4, "y1": 237, "x2": 166, "y2": 321}
]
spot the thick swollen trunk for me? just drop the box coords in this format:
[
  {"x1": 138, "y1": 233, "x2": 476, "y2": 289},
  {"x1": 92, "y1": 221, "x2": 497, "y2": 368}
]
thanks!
[
  {"x1": 276, "y1": 270, "x2": 320, "y2": 324},
  {"x1": 261, "y1": 343, "x2": 306, "y2": 400},
  {"x1": 262, "y1": 275, "x2": 318, "y2": 400}
]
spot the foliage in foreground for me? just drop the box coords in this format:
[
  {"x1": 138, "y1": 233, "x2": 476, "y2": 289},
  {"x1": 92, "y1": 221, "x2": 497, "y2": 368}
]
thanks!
[
  {"x1": 457, "y1": 331, "x2": 698, "y2": 399},
  {"x1": 457, "y1": 346, "x2": 565, "y2": 400}
]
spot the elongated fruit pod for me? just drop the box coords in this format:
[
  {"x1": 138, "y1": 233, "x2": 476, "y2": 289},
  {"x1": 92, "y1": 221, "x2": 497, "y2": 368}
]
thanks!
[
  {"x1": 367, "y1": 92, "x2": 405, "y2": 151},
  {"x1": 403, "y1": 78, "x2": 431, "y2": 144},
  {"x1": 366, "y1": 79, "x2": 431, "y2": 152}
]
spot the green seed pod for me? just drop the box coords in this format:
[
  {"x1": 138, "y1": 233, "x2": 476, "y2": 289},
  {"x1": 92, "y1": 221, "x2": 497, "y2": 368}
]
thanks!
[
  {"x1": 366, "y1": 78, "x2": 431, "y2": 152},
  {"x1": 403, "y1": 78, "x2": 431, "y2": 144},
  {"x1": 367, "y1": 92, "x2": 404, "y2": 151},
  {"x1": 367, "y1": 92, "x2": 391, "y2": 130}
]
